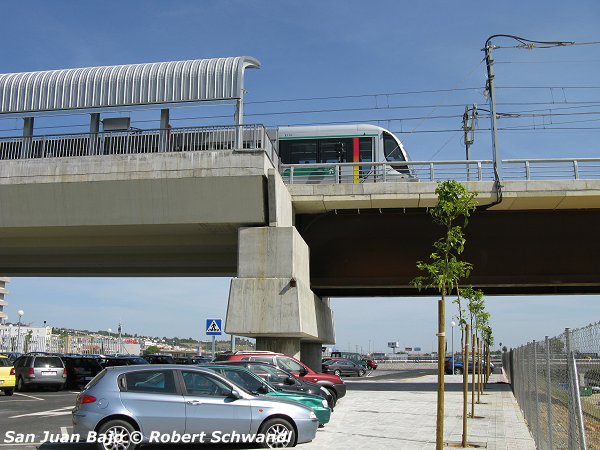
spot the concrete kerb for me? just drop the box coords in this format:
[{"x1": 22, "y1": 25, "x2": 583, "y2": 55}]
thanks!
[{"x1": 301, "y1": 373, "x2": 536, "y2": 450}]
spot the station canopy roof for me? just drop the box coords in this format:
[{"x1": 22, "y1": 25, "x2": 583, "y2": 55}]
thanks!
[{"x1": 0, "y1": 56, "x2": 261, "y2": 115}]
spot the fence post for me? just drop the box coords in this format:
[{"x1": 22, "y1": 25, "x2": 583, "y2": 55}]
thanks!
[
  {"x1": 533, "y1": 340, "x2": 541, "y2": 447},
  {"x1": 565, "y1": 328, "x2": 580, "y2": 450},
  {"x1": 569, "y1": 351, "x2": 587, "y2": 450},
  {"x1": 545, "y1": 336, "x2": 554, "y2": 450}
]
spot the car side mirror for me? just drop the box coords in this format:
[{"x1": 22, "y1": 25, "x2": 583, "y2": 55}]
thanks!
[
  {"x1": 257, "y1": 385, "x2": 269, "y2": 394},
  {"x1": 284, "y1": 376, "x2": 296, "y2": 385},
  {"x1": 299, "y1": 367, "x2": 308, "y2": 376},
  {"x1": 228, "y1": 389, "x2": 242, "y2": 399}
]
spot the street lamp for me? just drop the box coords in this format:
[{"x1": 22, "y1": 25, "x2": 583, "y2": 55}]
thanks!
[
  {"x1": 16, "y1": 310, "x2": 24, "y2": 352},
  {"x1": 451, "y1": 321, "x2": 456, "y2": 374}
]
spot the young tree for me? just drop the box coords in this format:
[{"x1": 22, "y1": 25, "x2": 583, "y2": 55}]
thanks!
[{"x1": 412, "y1": 180, "x2": 477, "y2": 450}]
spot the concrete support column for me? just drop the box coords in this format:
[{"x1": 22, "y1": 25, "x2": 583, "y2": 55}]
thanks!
[
  {"x1": 226, "y1": 226, "x2": 335, "y2": 367},
  {"x1": 301, "y1": 342, "x2": 324, "y2": 372},
  {"x1": 89, "y1": 113, "x2": 100, "y2": 155},
  {"x1": 22, "y1": 117, "x2": 34, "y2": 158},
  {"x1": 256, "y1": 337, "x2": 301, "y2": 360},
  {"x1": 159, "y1": 109, "x2": 170, "y2": 152}
]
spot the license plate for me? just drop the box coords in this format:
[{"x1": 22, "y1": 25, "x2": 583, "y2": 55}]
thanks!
[{"x1": 42, "y1": 371, "x2": 56, "y2": 376}]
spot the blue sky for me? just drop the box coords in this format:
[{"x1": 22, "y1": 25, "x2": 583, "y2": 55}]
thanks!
[{"x1": 2, "y1": 1, "x2": 600, "y2": 351}]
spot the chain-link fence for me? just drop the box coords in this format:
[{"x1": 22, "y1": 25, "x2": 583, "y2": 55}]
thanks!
[{"x1": 503, "y1": 322, "x2": 600, "y2": 450}]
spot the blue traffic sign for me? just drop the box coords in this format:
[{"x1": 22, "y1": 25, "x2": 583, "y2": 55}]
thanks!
[{"x1": 206, "y1": 318, "x2": 223, "y2": 335}]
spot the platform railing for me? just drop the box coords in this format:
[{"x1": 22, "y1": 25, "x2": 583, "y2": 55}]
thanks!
[{"x1": 0, "y1": 124, "x2": 277, "y2": 164}]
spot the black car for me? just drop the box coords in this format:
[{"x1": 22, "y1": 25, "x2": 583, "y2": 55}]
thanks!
[
  {"x1": 174, "y1": 356, "x2": 212, "y2": 365},
  {"x1": 143, "y1": 354, "x2": 176, "y2": 364},
  {"x1": 99, "y1": 356, "x2": 149, "y2": 368},
  {"x1": 322, "y1": 358, "x2": 366, "y2": 377},
  {"x1": 61, "y1": 356, "x2": 104, "y2": 389},
  {"x1": 218, "y1": 360, "x2": 335, "y2": 409}
]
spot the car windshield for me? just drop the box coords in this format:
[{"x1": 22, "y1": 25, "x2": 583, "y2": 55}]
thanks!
[
  {"x1": 250, "y1": 364, "x2": 292, "y2": 384},
  {"x1": 220, "y1": 369, "x2": 272, "y2": 395}
]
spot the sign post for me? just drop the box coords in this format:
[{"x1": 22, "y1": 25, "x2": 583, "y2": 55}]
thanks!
[{"x1": 206, "y1": 319, "x2": 223, "y2": 356}]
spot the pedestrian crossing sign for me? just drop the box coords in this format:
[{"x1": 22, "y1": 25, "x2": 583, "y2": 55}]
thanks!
[{"x1": 206, "y1": 318, "x2": 223, "y2": 335}]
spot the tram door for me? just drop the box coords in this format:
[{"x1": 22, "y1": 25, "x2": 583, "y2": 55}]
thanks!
[{"x1": 319, "y1": 138, "x2": 373, "y2": 183}]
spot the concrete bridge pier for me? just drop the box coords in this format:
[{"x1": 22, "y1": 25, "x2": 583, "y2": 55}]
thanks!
[{"x1": 225, "y1": 226, "x2": 335, "y2": 371}]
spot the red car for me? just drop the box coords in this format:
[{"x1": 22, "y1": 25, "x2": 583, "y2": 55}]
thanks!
[
  {"x1": 218, "y1": 351, "x2": 347, "y2": 402},
  {"x1": 365, "y1": 359, "x2": 378, "y2": 370}
]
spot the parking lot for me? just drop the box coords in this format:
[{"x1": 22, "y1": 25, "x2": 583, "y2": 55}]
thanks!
[{"x1": 0, "y1": 368, "x2": 535, "y2": 450}]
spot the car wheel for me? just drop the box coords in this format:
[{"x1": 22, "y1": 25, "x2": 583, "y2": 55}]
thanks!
[
  {"x1": 3, "y1": 388, "x2": 14, "y2": 396},
  {"x1": 258, "y1": 417, "x2": 296, "y2": 448},
  {"x1": 333, "y1": 369, "x2": 341, "y2": 377},
  {"x1": 96, "y1": 419, "x2": 139, "y2": 450},
  {"x1": 52, "y1": 384, "x2": 64, "y2": 392},
  {"x1": 358, "y1": 369, "x2": 366, "y2": 377},
  {"x1": 16, "y1": 376, "x2": 25, "y2": 392},
  {"x1": 453, "y1": 367, "x2": 463, "y2": 375}
]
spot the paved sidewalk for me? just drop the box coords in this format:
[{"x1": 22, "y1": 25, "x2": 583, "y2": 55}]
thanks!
[{"x1": 302, "y1": 373, "x2": 536, "y2": 449}]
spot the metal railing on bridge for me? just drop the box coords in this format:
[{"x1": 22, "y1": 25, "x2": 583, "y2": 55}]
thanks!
[
  {"x1": 0, "y1": 124, "x2": 278, "y2": 165},
  {"x1": 281, "y1": 158, "x2": 600, "y2": 184}
]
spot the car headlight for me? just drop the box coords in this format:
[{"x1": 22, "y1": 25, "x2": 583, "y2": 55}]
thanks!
[
  {"x1": 322, "y1": 399, "x2": 328, "y2": 408},
  {"x1": 309, "y1": 411, "x2": 317, "y2": 420}
]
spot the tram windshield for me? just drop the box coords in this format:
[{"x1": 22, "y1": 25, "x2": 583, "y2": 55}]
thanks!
[{"x1": 383, "y1": 132, "x2": 405, "y2": 162}]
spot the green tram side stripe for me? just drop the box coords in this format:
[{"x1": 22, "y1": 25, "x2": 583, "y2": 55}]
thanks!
[{"x1": 279, "y1": 134, "x2": 378, "y2": 140}]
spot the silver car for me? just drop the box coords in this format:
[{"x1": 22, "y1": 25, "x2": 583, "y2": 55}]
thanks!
[
  {"x1": 13, "y1": 353, "x2": 66, "y2": 391},
  {"x1": 72, "y1": 365, "x2": 319, "y2": 449}
]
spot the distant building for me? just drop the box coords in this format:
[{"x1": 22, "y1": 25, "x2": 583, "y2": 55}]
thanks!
[{"x1": 0, "y1": 278, "x2": 9, "y2": 324}]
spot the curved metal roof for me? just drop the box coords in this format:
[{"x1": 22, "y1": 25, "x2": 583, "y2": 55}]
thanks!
[{"x1": 0, "y1": 56, "x2": 260, "y2": 115}]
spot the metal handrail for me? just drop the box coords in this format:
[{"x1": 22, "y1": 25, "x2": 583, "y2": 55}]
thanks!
[
  {"x1": 0, "y1": 124, "x2": 277, "y2": 162},
  {"x1": 281, "y1": 158, "x2": 600, "y2": 184}
]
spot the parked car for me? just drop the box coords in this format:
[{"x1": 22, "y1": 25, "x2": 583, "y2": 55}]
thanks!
[
  {"x1": 221, "y1": 351, "x2": 347, "y2": 403},
  {"x1": 61, "y1": 356, "x2": 104, "y2": 389},
  {"x1": 100, "y1": 356, "x2": 149, "y2": 368},
  {"x1": 203, "y1": 364, "x2": 330, "y2": 426},
  {"x1": 143, "y1": 354, "x2": 176, "y2": 364},
  {"x1": 322, "y1": 358, "x2": 366, "y2": 377},
  {"x1": 365, "y1": 359, "x2": 378, "y2": 370},
  {"x1": 0, "y1": 352, "x2": 22, "y2": 364},
  {"x1": 13, "y1": 353, "x2": 66, "y2": 391},
  {"x1": 444, "y1": 356, "x2": 495, "y2": 375},
  {"x1": 173, "y1": 356, "x2": 212, "y2": 365},
  {"x1": 219, "y1": 360, "x2": 335, "y2": 408},
  {"x1": 0, "y1": 355, "x2": 16, "y2": 396},
  {"x1": 72, "y1": 365, "x2": 319, "y2": 449}
]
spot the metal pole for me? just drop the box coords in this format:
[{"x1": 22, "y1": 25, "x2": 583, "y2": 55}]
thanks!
[
  {"x1": 533, "y1": 340, "x2": 541, "y2": 447},
  {"x1": 570, "y1": 352, "x2": 588, "y2": 450},
  {"x1": 545, "y1": 336, "x2": 554, "y2": 450},
  {"x1": 230, "y1": 334, "x2": 236, "y2": 352},
  {"x1": 212, "y1": 335, "x2": 216, "y2": 357},
  {"x1": 566, "y1": 328, "x2": 576, "y2": 450},
  {"x1": 484, "y1": 40, "x2": 502, "y2": 180}
]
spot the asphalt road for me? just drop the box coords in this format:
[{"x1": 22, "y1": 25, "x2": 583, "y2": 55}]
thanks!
[{"x1": 0, "y1": 368, "x2": 439, "y2": 450}]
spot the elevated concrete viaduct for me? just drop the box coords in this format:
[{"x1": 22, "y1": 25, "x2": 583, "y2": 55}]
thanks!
[{"x1": 0, "y1": 150, "x2": 334, "y2": 369}]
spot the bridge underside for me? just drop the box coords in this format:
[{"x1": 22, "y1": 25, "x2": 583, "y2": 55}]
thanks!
[
  {"x1": 0, "y1": 224, "x2": 239, "y2": 276},
  {"x1": 296, "y1": 208, "x2": 600, "y2": 296}
]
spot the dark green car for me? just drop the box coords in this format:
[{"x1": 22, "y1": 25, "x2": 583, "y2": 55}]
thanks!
[{"x1": 204, "y1": 365, "x2": 331, "y2": 426}]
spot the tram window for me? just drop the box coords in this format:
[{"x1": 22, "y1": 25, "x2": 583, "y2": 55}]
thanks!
[
  {"x1": 359, "y1": 138, "x2": 373, "y2": 162},
  {"x1": 383, "y1": 132, "x2": 405, "y2": 162},
  {"x1": 319, "y1": 138, "x2": 352, "y2": 163},
  {"x1": 280, "y1": 140, "x2": 317, "y2": 164},
  {"x1": 359, "y1": 138, "x2": 373, "y2": 177}
]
